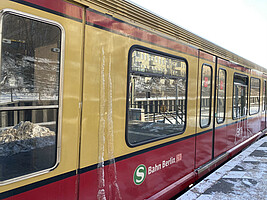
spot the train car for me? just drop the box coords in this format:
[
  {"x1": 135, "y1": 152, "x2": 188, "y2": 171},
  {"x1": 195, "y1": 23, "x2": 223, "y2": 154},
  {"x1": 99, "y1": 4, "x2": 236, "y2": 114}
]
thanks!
[{"x1": 0, "y1": 0, "x2": 266, "y2": 199}]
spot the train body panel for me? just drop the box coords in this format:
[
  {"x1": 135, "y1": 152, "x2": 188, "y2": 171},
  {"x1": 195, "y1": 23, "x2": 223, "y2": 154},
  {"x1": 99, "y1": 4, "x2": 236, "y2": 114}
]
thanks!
[
  {"x1": 0, "y1": 0, "x2": 83, "y2": 197},
  {"x1": 3, "y1": 175, "x2": 77, "y2": 200},
  {"x1": 0, "y1": 0, "x2": 266, "y2": 199},
  {"x1": 79, "y1": 137, "x2": 195, "y2": 199},
  {"x1": 195, "y1": 51, "x2": 216, "y2": 168}
]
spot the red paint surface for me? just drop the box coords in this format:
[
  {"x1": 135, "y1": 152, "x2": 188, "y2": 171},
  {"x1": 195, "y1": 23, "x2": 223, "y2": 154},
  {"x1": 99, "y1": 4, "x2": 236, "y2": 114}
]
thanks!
[
  {"x1": 261, "y1": 114, "x2": 266, "y2": 130},
  {"x1": 147, "y1": 172, "x2": 197, "y2": 200},
  {"x1": 214, "y1": 125, "x2": 228, "y2": 158},
  {"x1": 199, "y1": 51, "x2": 215, "y2": 62},
  {"x1": 22, "y1": 0, "x2": 83, "y2": 20},
  {"x1": 218, "y1": 58, "x2": 251, "y2": 73},
  {"x1": 79, "y1": 137, "x2": 195, "y2": 200},
  {"x1": 223, "y1": 117, "x2": 261, "y2": 153},
  {"x1": 195, "y1": 130, "x2": 213, "y2": 168},
  {"x1": 86, "y1": 10, "x2": 199, "y2": 58},
  {"x1": 4, "y1": 175, "x2": 78, "y2": 200},
  {"x1": 248, "y1": 116, "x2": 261, "y2": 135}
]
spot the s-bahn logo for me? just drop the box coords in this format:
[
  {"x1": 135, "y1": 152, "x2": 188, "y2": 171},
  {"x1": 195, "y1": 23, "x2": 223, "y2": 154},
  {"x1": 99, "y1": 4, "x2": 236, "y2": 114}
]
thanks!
[
  {"x1": 133, "y1": 154, "x2": 183, "y2": 185},
  {"x1": 133, "y1": 164, "x2": 147, "y2": 185}
]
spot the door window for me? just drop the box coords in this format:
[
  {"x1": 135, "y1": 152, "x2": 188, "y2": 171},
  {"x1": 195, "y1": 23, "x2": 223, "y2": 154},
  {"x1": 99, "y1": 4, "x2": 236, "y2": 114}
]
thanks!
[
  {"x1": 233, "y1": 74, "x2": 248, "y2": 119},
  {"x1": 200, "y1": 64, "x2": 212, "y2": 127},
  {"x1": 0, "y1": 11, "x2": 62, "y2": 182},
  {"x1": 216, "y1": 69, "x2": 226, "y2": 123}
]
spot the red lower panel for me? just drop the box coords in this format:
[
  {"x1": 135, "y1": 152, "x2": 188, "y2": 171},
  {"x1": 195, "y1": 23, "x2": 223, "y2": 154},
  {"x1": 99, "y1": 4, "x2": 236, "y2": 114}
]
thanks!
[
  {"x1": 79, "y1": 137, "x2": 195, "y2": 200},
  {"x1": 147, "y1": 172, "x2": 196, "y2": 200},
  {"x1": 260, "y1": 114, "x2": 266, "y2": 130},
  {"x1": 4, "y1": 175, "x2": 78, "y2": 200},
  {"x1": 227, "y1": 117, "x2": 261, "y2": 151},
  {"x1": 247, "y1": 116, "x2": 261, "y2": 135},
  {"x1": 5, "y1": 117, "x2": 264, "y2": 200},
  {"x1": 195, "y1": 130, "x2": 213, "y2": 168},
  {"x1": 214, "y1": 125, "x2": 228, "y2": 158}
]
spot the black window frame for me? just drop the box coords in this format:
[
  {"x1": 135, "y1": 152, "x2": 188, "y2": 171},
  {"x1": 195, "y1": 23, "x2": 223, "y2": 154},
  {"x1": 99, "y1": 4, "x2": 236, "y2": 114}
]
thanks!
[
  {"x1": 232, "y1": 73, "x2": 248, "y2": 120},
  {"x1": 0, "y1": 9, "x2": 64, "y2": 185},
  {"x1": 216, "y1": 68, "x2": 227, "y2": 124},
  {"x1": 263, "y1": 80, "x2": 267, "y2": 112},
  {"x1": 125, "y1": 45, "x2": 188, "y2": 147},
  {"x1": 200, "y1": 64, "x2": 213, "y2": 128},
  {"x1": 249, "y1": 77, "x2": 260, "y2": 115}
]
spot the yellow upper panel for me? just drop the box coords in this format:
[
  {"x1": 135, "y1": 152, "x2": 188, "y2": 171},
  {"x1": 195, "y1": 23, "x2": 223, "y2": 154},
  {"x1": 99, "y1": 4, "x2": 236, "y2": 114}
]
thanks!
[{"x1": 0, "y1": 0, "x2": 83, "y2": 191}]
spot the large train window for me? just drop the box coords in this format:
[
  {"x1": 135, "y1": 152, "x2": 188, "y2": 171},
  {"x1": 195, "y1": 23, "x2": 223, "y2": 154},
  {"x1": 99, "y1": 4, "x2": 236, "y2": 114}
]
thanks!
[
  {"x1": 200, "y1": 64, "x2": 212, "y2": 128},
  {"x1": 126, "y1": 47, "x2": 187, "y2": 146},
  {"x1": 249, "y1": 77, "x2": 260, "y2": 115},
  {"x1": 233, "y1": 74, "x2": 248, "y2": 119},
  {"x1": 0, "y1": 11, "x2": 63, "y2": 183},
  {"x1": 216, "y1": 69, "x2": 226, "y2": 124}
]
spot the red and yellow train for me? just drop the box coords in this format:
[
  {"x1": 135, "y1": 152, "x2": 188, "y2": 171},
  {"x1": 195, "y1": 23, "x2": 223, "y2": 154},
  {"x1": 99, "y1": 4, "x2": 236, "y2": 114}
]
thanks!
[{"x1": 0, "y1": 0, "x2": 266, "y2": 199}]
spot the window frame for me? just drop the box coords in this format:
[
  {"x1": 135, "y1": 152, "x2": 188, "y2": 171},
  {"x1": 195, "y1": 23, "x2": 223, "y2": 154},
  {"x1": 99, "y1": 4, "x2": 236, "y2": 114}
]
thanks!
[
  {"x1": 216, "y1": 68, "x2": 227, "y2": 124},
  {"x1": 125, "y1": 45, "x2": 188, "y2": 147},
  {"x1": 263, "y1": 80, "x2": 267, "y2": 112},
  {"x1": 200, "y1": 63, "x2": 213, "y2": 128},
  {"x1": 232, "y1": 73, "x2": 248, "y2": 120},
  {"x1": 249, "y1": 77, "x2": 260, "y2": 115},
  {"x1": 0, "y1": 9, "x2": 65, "y2": 185}
]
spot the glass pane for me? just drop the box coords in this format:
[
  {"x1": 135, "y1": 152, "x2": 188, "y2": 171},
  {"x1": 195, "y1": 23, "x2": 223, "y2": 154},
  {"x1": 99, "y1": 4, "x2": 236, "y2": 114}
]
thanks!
[
  {"x1": 128, "y1": 50, "x2": 187, "y2": 145},
  {"x1": 233, "y1": 74, "x2": 248, "y2": 119},
  {"x1": 0, "y1": 109, "x2": 57, "y2": 181},
  {"x1": 0, "y1": 13, "x2": 61, "y2": 107},
  {"x1": 216, "y1": 69, "x2": 226, "y2": 123},
  {"x1": 131, "y1": 51, "x2": 186, "y2": 77},
  {"x1": 250, "y1": 78, "x2": 260, "y2": 115},
  {"x1": 0, "y1": 13, "x2": 61, "y2": 182},
  {"x1": 200, "y1": 65, "x2": 212, "y2": 127},
  {"x1": 264, "y1": 81, "x2": 266, "y2": 111}
]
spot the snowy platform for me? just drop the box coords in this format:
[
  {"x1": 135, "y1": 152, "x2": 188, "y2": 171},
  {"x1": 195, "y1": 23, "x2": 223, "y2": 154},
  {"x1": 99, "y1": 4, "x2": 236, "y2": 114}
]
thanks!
[{"x1": 177, "y1": 136, "x2": 267, "y2": 200}]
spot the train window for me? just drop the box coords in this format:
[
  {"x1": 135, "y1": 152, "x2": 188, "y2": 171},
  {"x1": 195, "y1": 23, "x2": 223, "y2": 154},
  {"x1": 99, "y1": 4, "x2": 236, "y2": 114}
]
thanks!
[
  {"x1": 263, "y1": 80, "x2": 267, "y2": 111},
  {"x1": 216, "y1": 69, "x2": 226, "y2": 124},
  {"x1": 233, "y1": 74, "x2": 248, "y2": 119},
  {"x1": 200, "y1": 64, "x2": 212, "y2": 128},
  {"x1": 0, "y1": 11, "x2": 62, "y2": 182},
  {"x1": 127, "y1": 48, "x2": 187, "y2": 146},
  {"x1": 249, "y1": 77, "x2": 260, "y2": 115}
]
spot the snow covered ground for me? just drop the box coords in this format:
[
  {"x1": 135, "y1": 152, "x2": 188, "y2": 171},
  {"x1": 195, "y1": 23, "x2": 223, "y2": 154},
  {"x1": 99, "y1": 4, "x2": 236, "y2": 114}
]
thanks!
[{"x1": 178, "y1": 136, "x2": 267, "y2": 200}]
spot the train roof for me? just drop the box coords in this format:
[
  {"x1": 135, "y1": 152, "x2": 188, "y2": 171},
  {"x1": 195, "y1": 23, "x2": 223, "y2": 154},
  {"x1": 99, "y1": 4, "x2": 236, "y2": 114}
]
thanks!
[{"x1": 73, "y1": 0, "x2": 267, "y2": 74}]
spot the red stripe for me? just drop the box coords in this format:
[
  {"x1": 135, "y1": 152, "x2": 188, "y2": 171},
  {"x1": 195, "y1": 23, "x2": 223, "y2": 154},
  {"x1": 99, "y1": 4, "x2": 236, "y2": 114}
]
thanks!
[
  {"x1": 199, "y1": 51, "x2": 215, "y2": 62},
  {"x1": 4, "y1": 175, "x2": 78, "y2": 200},
  {"x1": 86, "y1": 9, "x2": 198, "y2": 57},
  {"x1": 218, "y1": 58, "x2": 251, "y2": 73},
  {"x1": 22, "y1": 0, "x2": 83, "y2": 20}
]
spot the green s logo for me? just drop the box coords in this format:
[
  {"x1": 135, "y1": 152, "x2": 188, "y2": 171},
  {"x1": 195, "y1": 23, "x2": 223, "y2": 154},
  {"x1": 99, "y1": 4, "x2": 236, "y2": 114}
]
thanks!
[{"x1": 133, "y1": 164, "x2": 147, "y2": 185}]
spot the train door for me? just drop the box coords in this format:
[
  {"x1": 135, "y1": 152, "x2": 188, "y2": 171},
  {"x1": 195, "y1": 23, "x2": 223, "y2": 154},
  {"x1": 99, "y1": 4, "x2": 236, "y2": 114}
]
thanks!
[
  {"x1": 0, "y1": 3, "x2": 83, "y2": 200},
  {"x1": 195, "y1": 51, "x2": 216, "y2": 168},
  {"x1": 263, "y1": 80, "x2": 267, "y2": 129},
  {"x1": 213, "y1": 59, "x2": 228, "y2": 158}
]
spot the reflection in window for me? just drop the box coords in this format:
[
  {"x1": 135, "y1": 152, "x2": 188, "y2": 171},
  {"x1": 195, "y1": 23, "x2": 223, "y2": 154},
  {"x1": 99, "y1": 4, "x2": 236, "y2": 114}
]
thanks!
[
  {"x1": 200, "y1": 64, "x2": 212, "y2": 127},
  {"x1": 249, "y1": 78, "x2": 260, "y2": 115},
  {"x1": 127, "y1": 49, "x2": 187, "y2": 146},
  {"x1": 216, "y1": 69, "x2": 226, "y2": 124},
  {"x1": 0, "y1": 12, "x2": 61, "y2": 182},
  {"x1": 233, "y1": 74, "x2": 248, "y2": 119}
]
